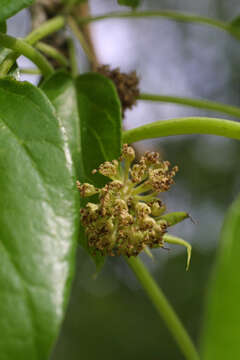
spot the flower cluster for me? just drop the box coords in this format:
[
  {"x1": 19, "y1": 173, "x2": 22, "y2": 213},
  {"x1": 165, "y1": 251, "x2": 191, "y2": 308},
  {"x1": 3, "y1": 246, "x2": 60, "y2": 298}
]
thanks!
[{"x1": 77, "y1": 144, "x2": 187, "y2": 258}]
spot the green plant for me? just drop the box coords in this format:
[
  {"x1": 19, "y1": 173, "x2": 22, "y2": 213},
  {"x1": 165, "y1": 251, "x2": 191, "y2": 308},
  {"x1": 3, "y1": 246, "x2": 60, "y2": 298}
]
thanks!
[{"x1": 0, "y1": 1, "x2": 240, "y2": 359}]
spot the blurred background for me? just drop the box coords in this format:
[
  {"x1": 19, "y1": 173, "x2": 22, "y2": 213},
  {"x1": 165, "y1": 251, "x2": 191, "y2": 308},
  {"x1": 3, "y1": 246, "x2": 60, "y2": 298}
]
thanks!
[{"x1": 8, "y1": 0, "x2": 240, "y2": 359}]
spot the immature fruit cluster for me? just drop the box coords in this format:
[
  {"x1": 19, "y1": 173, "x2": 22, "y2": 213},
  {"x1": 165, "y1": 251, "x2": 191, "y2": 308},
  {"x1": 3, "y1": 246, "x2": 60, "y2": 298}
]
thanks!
[
  {"x1": 77, "y1": 145, "x2": 179, "y2": 257},
  {"x1": 97, "y1": 65, "x2": 140, "y2": 116}
]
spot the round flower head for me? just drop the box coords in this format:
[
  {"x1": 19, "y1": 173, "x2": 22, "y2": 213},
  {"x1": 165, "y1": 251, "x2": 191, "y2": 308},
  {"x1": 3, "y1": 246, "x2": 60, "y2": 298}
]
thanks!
[{"x1": 77, "y1": 145, "x2": 191, "y2": 268}]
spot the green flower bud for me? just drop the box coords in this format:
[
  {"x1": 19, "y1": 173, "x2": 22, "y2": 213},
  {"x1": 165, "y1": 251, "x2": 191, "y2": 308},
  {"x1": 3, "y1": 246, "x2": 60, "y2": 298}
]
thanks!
[
  {"x1": 135, "y1": 202, "x2": 151, "y2": 217},
  {"x1": 139, "y1": 216, "x2": 156, "y2": 230},
  {"x1": 122, "y1": 143, "x2": 135, "y2": 162},
  {"x1": 150, "y1": 200, "x2": 166, "y2": 217},
  {"x1": 76, "y1": 181, "x2": 98, "y2": 197}
]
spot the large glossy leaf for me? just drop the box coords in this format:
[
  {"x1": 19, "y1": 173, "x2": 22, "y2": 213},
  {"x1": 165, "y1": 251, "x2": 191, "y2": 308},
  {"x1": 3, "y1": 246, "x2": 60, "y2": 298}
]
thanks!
[
  {"x1": 41, "y1": 71, "x2": 82, "y2": 178},
  {"x1": 0, "y1": 0, "x2": 34, "y2": 22},
  {"x1": 0, "y1": 79, "x2": 78, "y2": 359},
  {"x1": 201, "y1": 194, "x2": 240, "y2": 359}
]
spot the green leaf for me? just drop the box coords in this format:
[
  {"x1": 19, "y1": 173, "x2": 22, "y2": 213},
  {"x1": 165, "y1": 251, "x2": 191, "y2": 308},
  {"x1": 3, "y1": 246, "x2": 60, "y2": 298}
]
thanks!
[
  {"x1": 0, "y1": 0, "x2": 34, "y2": 22},
  {"x1": 75, "y1": 73, "x2": 122, "y2": 185},
  {"x1": 41, "y1": 72, "x2": 90, "y2": 266},
  {"x1": 41, "y1": 71, "x2": 82, "y2": 178},
  {"x1": 75, "y1": 72, "x2": 122, "y2": 268},
  {"x1": 201, "y1": 194, "x2": 240, "y2": 359},
  {"x1": 118, "y1": 0, "x2": 141, "y2": 9},
  {"x1": 0, "y1": 79, "x2": 79, "y2": 359}
]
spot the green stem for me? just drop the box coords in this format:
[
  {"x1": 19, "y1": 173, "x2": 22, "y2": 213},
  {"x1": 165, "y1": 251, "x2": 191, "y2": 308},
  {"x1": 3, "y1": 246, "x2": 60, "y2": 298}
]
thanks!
[
  {"x1": 36, "y1": 41, "x2": 69, "y2": 67},
  {"x1": 138, "y1": 93, "x2": 240, "y2": 119},
  {"x1": 123, "y1": 117, "x2": 240, "y2": 144},
  {"x1": 0, "y1": 33, "x2": 53, "y2": 77},
  {"x1": 0, "y1": 16, "x2": 65, "y2": 76},
  {"x1": 67, "y1": 37, "x2": 79, "y2": 76},
  {"x1": 0, "y1": 52, "x2": 19, "y2": 77},
  {"x1": 20, "y1": 68, "x2": 42, "y2": 75},
  {"x1": 126, "y1": 256, "x2": 200, "y2": 360},
  {"x1": 67, "y1": 15, "x2": 96, "y2": 66},
  {"x1": 77, "y1": 10, "x2": 239, "y2": 40},
  {"x1": 25, "y1": 16, "x2": 65, "y2": 45}
]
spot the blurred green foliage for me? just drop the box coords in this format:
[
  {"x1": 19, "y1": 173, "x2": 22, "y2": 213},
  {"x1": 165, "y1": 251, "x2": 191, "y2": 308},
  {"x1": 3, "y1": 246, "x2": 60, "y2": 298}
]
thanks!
[{"x1": 52, "y1": 248, "x2": 214, "y2": 360}]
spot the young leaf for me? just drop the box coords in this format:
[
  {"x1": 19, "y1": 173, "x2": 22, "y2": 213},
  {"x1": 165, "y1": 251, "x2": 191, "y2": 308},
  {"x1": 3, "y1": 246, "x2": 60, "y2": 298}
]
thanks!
[
  {"x1": 118, "y1": 0, "x2": 141, "y2": 9},
  {"x1": 0, "y1": 79, "x2": 79, "y2": 359},
  {"x1": 75, "y1": 73, "x2": 122, "y2": 268},
  {"x1": 75, "y1": 73, "x2": 122, "y2": 185},
  {"x1": 201, "y1": 194, "x2": 240, "y2": 359},
  {"x1": 0, "y1": 0, "x2": 35, "y2": 22}
]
